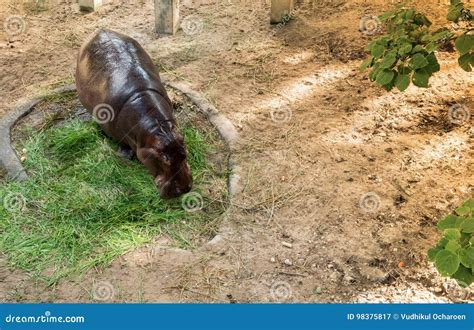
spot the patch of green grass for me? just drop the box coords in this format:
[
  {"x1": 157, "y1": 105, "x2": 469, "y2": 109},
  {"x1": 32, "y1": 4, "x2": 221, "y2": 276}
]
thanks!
[{"x1": 0, "y1": 119, "x2": 223, "y2": 284}]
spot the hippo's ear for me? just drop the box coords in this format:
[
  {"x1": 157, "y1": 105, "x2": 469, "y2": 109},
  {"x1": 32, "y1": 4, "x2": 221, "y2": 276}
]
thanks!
[{"x1": 137, "y1": 147, "x2": 160, "y2": 164}]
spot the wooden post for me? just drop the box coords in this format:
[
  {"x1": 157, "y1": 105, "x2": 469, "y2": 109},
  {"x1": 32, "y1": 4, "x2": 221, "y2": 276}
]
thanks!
[
  {"x1": 78, "y1": 0, "x2": 102, "y2": 12},
  {"x1": 154, "y1": 0, "x2": 179, "y2": 35},
  {"x1": 270, "y1": 0, "x2": 294, "y2": 24}
]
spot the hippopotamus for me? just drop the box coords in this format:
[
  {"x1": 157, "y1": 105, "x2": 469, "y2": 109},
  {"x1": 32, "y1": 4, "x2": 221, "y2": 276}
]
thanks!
[{"x1": 75, "y1": 29, "x2": 192, "y2": 198}]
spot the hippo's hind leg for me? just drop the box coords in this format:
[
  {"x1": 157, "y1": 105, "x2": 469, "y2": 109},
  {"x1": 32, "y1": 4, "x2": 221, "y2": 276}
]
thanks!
[{"x1": 117, "y1": 144, "x2": 135, "y2": 160}]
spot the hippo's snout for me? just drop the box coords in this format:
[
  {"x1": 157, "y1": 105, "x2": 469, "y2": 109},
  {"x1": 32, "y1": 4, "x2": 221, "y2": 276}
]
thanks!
[{"x1": 155, "y1": 166, "x2": 193, "y2": 199}]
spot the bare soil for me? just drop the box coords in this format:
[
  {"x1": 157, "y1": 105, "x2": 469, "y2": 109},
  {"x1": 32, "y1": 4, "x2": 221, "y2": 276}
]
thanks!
[{"x1": 0, "y1": 0, "x2": 473, "y2": 303}]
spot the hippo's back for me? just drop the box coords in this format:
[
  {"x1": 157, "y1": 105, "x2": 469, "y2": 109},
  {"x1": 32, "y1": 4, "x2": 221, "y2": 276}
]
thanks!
[{"x1": 75, "y1": 29, "x2": 168, "y2": 118}]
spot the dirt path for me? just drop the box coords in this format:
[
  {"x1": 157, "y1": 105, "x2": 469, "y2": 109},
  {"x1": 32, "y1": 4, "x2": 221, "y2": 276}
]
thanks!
[{"x1": 1, "y1": 0, "x2": 473, "y2": 302}]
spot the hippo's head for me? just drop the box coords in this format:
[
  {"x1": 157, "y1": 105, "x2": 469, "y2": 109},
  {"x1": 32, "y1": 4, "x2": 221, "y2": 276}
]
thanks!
[{"x1": 137, "y1": 125, "x2": 193, "y2": 199}]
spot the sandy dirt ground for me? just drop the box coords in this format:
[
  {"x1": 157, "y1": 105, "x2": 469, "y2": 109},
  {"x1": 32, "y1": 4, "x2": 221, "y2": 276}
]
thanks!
[{"x1": 0, "y1": 0, "x2": 473, "y2": 302}]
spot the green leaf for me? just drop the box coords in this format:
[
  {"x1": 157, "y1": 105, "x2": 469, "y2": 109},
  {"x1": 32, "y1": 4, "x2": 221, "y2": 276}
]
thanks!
[
  {"x1": 471, "y1": 237, "x2": 474, "y2": 246},
  {"x1": 413, "y1": 13, "x2": 432, "y2": 27},
  {"x1": 376, "y1": 69, "x2": 395, "y2": 86},
  {"x1": 382, "y1": 82, "x2": 395, "y2": 91},
  {"x1": 379, "y1": 11, "x2": 396, "y2": 21},
  {"x1": 412, "y1": 69, "x2": 430, "y2": 88},
  {"x1": 455, "y1": 216, "x2": 466, "y2": 228},
  {"x1": 421, "y1": 34, "x2": 432, "y2": 43},
  {"x1": 438, "y1": 214, "x2": 459, "y2": 230},
  {"x1": 410, "y1": 53, "x2": 429, "y2": 69},
  {"x1": 456, "y1": 205, "x2": 472, "y2": 217},
  {"x1": 398, "y1": 65, "x2": 412, "y2": 75},
  {"x1": 398, "y1": 43, "x2": 413, "y2": 56},
  {"x1": 437, "y1": 237, "x2": 450, "y2": 248},
  {"x1": 425, "y1": 43, "x2": 437, "y2": 53},
  {"x1": 460, "y1": 217, "x2": 474, "y2": 233},
  {"x1": 460, "y1": 233, "x2": 472, "y2": 247},
  {"x1": 376, "y1": 37, "x2": 390, "y2": 47},
  {"x1": 412, "y1": 45, "x2": 425, "y2": 53},
  {"x1": 428, "y1": 246, "x2": 443, "y2": 262},
  {"x1": 368, "y1": 63, "x2": 381, "y2": 81},
  {"x1": 380, "y1": 53, "x2": 398, "y2": 68},
  {"x1": 447, "y1": 4, "x2": 463, "y2": 22},
  {"x1": 431, "y1": 29, "x2": 453, "y2": 42},
  {"x1": 459, "y1": 247, "x2": 474, "y2": 268},
  {"x1": 435, "y1": 250, "x2": 460, "y2": 276},
  {"x1": 404, "y1": 9, "x2": 416, "y2": 20},
  {"x1": 455, "y1": 34, "x2": 473, "y2": 55},
  {"x1": 462, "y1": 199, "x2": 474, "y2": 210},
  {"x1": 395, "y1": 73, "x2": 410, "y2": 91},
  {"x1": 360, "y1": 57, "x2": 374, "y2": 72},
  {"x1": 445, "y1": 240, "x2": 461, "y2": 253},
  {"x1": 371, "y1": 44, "x2": 385, "y2": 58},
  {"x1": 458, "y1": 53, "x2": 473, "y2": 72},
  {"x1": 444, "y1": 228, "x2": 461, "y2": 241},
  {"x1": 452, "y1": 265, "x2": 474, "y2": 287},
  {"x1": 424, "y1": 53, "x2": 440, "y2": 74}
]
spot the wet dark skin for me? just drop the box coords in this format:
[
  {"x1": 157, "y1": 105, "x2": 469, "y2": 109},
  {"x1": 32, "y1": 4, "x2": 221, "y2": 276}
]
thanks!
[{"x1": 75, "y1": 29, "x2": 192, "y2": 198}]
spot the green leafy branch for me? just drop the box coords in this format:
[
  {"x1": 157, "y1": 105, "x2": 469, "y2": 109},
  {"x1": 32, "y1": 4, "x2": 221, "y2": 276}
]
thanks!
[
  {"x1": 360, "y1": 1, "x2": 473, "y2": 92},
  {"x1": 428, "y1": 199, "x2": 474, "y2": 287}
]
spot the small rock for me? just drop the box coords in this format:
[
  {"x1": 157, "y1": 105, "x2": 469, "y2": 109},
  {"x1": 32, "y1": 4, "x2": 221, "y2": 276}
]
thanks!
[
  {"x1": 367, "y1": 156, "x2": 376, "y2": 162},
  {"x1": 407, "y1": 177, "x2": 421, "y2": 183},
  {"x1": 343, "y1": 275, "x2": 356, "y2": 284},
  {"x1": 208, "y1": 235, "x2": 224, "y2": 246},
  {"x1": 270, "y1": 257, "x2": 276, "y2": 263},
  {"x1": 282, "y1": 242, "x2": 293, "y2": 248},
  {"x1": 20, "y1": 156, "x2": 27, "y2": 162},
  {"x1": 335, "y1": 156, "x2": 345, "y2": 163},
  {"x1": 314, "y1": 287, "x2": 322, "y2": 294},
  {"x1": 284, "y1": 259, "x2": 293, "y2": 266}
]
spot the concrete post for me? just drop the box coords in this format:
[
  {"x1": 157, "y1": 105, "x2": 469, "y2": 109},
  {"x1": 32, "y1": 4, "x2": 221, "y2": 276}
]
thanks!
[
  {"x1": 270, "y1": 0, "x2": 294, "y2": 24},
  {"x1": 154, "y1": 0, "x2": 179, "y2": 35},
  {"x1": 78, "y1": 0, "x2": 102, "y2": 12}
]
